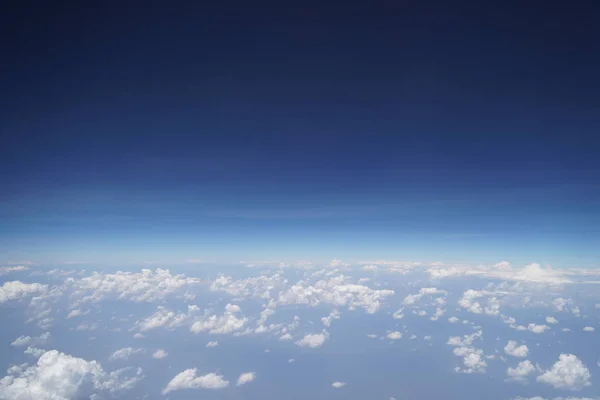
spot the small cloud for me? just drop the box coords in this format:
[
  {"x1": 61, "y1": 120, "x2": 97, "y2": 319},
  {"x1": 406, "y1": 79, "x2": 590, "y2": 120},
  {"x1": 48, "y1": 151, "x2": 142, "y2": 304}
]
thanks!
[
  {"x1": 236, "y1": 372, "x2": 256, "y2": 386},
  {"x1": 162, "y1": 370, "x2": 228, "y2": 394},
  {"x1": 295, "y1": 333, "x2": 328, "y2": 348},
  {"x1": 332, "y1": 381, "x2": 346, "y2": 388},
  {"x1": 545, "y1": 316, "x2": 558, "y2": 324},
  {"x1": 387, "y1": 331, "x2": 402, "y2": 340},
  {"x1": 583, "y1": 326, "x2": 595, "y2": 332},
  {"x1": 152, "y1": 349, "x2": 168, "y2": 359},
  {"x1": 206, "y1": 341, "x2": 219, "y2": 348},
  {"x1": 537, "y1": 354, "x2": 591, "y2": 390}
]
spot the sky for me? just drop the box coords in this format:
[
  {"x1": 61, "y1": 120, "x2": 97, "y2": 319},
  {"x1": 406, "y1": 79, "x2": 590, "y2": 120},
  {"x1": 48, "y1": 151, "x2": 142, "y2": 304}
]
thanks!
[{"x1": 1, "y1": 2, "x2": 600, "y2": 267}]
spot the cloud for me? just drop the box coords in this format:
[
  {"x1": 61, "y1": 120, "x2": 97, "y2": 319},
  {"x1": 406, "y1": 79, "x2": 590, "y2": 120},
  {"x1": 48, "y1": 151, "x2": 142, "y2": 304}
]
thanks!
[
  {"x1": 190, "y1": 306, "x2": 248, "y2": 335},
  {"x1": 447, "y1": 330, "x2": 483, "y2": 347},
  {"x1": 448, "y1": 317, "x2": 460, "y2": 323},
  {"x1": 537, "y1": 354, "x2": 591, "y2": 390},
  {"x1": 276, "y1": 275, "x2": 394, "y2": 314},
  {"x1": 109, "y1": 347, "x2": 145, "y2": 361},
  {"x1": 453, "y1": 347, "x2": 487, "y2": 374},
  {"x1": 387, "y1": 331, "x2": 402, "y2": 340},
  {"x1": 504, "y1": 341, "x2": 529, "y2": 358},
  {"x1": 66, "y1": 309, "x2": 90, "y2": 319},
  {"x1": 0, "y1": 266, "x2": 29, "y2": 275},
  {"x1": 392, "y1": 308, "x2": 404, "y2": 319},
  {"x1": 458, "y1": 290, "x2": 500, "y2": 315},
  {"x1": 236, "y1": 372, "x2": 256, "y2": 386},
  {"x1": 152, "y1": 349, "x2": 168, "y2": 359},
  {"x1": 280, "y1": 333, "x2": 293, "y2": 341},
  {"x1": 0, "y1": 281, "x2": 47, "y2": 303},
  {"x1": 11, "y1": 332, "x2": 50, "y2": 348},
  {"x1": 295, "y1": 333, "x2": 328, "y2": 348},
  {"x1": 0, "y1": 349, "x2": 143, "y2": 399},
  {"x1": 136, "y1": 305, "x2": 199, "y2": 332},
  {"x1": 206, "y1": 341, "x2": 219, "y2": 347},
  {"x1": 507, "y1": 360, "x2": 537, "y2": 382},
  {"x1": 514, "y1": 324, "x2": 549, "y2": 334},
  {"x1": 24, "y1": 347, "x2": 46, "y2": 358},
  {"x1": 403, "y1": 287, "x2": 446, "y2": 305},
  {"x1": 70, "y1": 268, "x2": 201, "y2": 305},
  {"x1": 162, "y1": 370, "x2": 228, "y2": 394},
  {"x1": 546, "y1": 316, "x2": 558, "y2": 324},
  {"x1": 332, "y1": 381, "x2": 346, "y2": 388},
  {"x1": 583, "y1": 327, "x2": 594, "y2": 332}
]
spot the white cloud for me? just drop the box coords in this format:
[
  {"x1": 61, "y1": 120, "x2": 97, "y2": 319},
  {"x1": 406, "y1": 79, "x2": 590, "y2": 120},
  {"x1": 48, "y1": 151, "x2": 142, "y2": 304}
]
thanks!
[
  {"x1": 152, "y1": 349, "x2": 168, "y2": 359},
  {"x1": 367, "y1": 334, "x2": 378, "y2": 339},
  {"x1": 546, "y1": 316, "x2": 558, "y2": 324},
  {"x1": 136, "y1": 305, "x2": 199, "y2": 332},
  {"x1": 583, "y1": 327, "x2": 594, "y2": 332},
  {"x1": 363, "y1": 265, "x2": 378, "y2": 272},
  {"x1": 447, "y1": 330, "x2": 483, "y2": 347},
  {"x1": 0, "y1": 349, "x2": 143, "y2": 399},
  {"x1": 206, "y1": 341, "x2": 219, "y2": 347},
  {"x1": 553, "y1": 298, "x2": 571, "y2": 312},
  {"x1": 0, "y1": 266, "x2": 29, "y2": 275},
  {"x1": 387, "y1": 331, "x2": 402, "y2": 340},
  {"x1": 0, "y1": 281, "x2": 47, "y2": 303},
  {"x1": 295, "y1": 333, "x2": 328, "y2": 348},
  {"x1": 403, "y1": 287, "x2": 446, "y2": 306},
  {"x1": 504, "y1": 341, "x2": 529, "y2": 358},
  {"x1": 24, "y1": 347, "x2": 46, "y2": 358},
  {"x1": 332, "y1": 381, "x2": 346, "y2": 388},
  {"x1": 70, "y1": 268, "x2": 201, "y2": 305},
  {"x1": 276, "y1": 275, "x2": 394, "y2": 314},
  {"x1": 448, "y1": 317, "x2": 460, "y2": 323},
  {"x1": 453, "y1": 347, "x2": 487, "y2": 374},
  {"x1": 162, "y1": 370, "x2": 228, "y2": 394},
  {"x1": 537, "y1": 354, "x2": 591, "y2": 390},
  {"x1": 190, "y1": 306, "x2": 248, "y2": 335},
  {"x1": 210, "y1": 274, "x2": 285, "y2": 299},
  {"x1": 507, "y1": 360, "x2": 537, "y2": 382},
  {"x1": 109, "y1": 347, "x2": 145, "y2": 361},
  {"x1": 321, "y1": 309, "x2": 340, "y2": 327},
  {"x1": 288, "y1": 358, "x2": 295, "y2": 363},
  {"x1": 458, "y1": 290, "x2": 500, "y2": 315},
  {"x1": 280, "y1": 333, "x2": 293, "y2": 341},
  {"x1": 236, "y1": 372, "x2": 256, "y2": 386},
  {"x1": 11, "y1": 332, "x2": 50, "y2": 348},
  {"x1": 66, "y1": 309, "x2": 90, "y2": 319},
  {"x1": 392, "y1": 308, "x2": 404, "y2": 319}
]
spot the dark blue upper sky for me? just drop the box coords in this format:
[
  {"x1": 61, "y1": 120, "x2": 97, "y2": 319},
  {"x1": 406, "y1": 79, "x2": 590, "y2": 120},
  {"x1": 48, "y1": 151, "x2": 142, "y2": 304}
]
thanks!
[{"x1": 1, "y1": 1, "x2": 599, "y2": 266}]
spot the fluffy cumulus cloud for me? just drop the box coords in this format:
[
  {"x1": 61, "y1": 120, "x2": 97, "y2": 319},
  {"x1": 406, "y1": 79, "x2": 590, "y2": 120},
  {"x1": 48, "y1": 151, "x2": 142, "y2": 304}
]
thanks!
[
  {"x1": 295, "y1": 333, "x2": 328, "y2": 348},
  {"x1": 387, "y1": 331, "x2": 402, "y2": 340},
  {"x1": 546, "y1": 316, "x2": 559, "y2": 324},
  {"x1": 70, "y1": 268, "x2": 201, "y2": 305},
  {"x1": 136, "y1": 305, "x2": 200, "y2": 332},
  {"x1": 236, "y1": 372, "x2": 256, "y2": 386},
  {"x1": 403, "y1": 287, "x2": 446, "y2": 305},
  {"x1": 458, "y1": 290, "x2": 501, "y2": 315},
  {"x1": 190, "y1": 305, "x2": 248, "y2": 335},
  {"x1": 0, "y1": 349, "x2": 143, "y2": 399},
  {"x1": 507, "y1": 360, "x2": 537, "y2": 382},
  {"x1": 162, "y1": 370, "x2": 228, "y2": 394},
  {"x1": 0, "y1": 281, "x2": 47, "y2": 303},
  {"x1": 537, "y1": 354, "x2": 591, "y2": 390},
  {"x1": 504, "y1": 341, "x2": 529, "y2": 358},
  {"x1": 276, "y1": 275, "x2": 394, "y2": 314},
  {"x1": 453, "y1": 347, "x2": 487, "y2": 374},
  {"x1": 152, "y1": 349, "x2": 168, "y2": 359}
]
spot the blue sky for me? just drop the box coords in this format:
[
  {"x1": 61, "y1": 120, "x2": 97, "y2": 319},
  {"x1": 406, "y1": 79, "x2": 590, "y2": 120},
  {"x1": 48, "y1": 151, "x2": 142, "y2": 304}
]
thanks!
[{"x1": 1, "y1": 2, "x2": 599, "y2": 267}]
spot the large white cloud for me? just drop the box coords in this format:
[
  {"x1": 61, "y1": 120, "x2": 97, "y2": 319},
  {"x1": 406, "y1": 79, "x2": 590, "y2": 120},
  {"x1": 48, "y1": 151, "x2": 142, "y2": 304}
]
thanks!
[
  {"x1": 162, "y1": 369, "x2": 228, "y2": 394},
  {"x1": 275, "y1": 275, "x2": 394, "y2": 314},
  {"x1": 537, "y1": 354, "x2": 591, "y2": 390},
  {"x1": 0, "y1": 349, "x2": 143, "y2": 399},
  {"x1": 0, "y1": 281, "x2": 47, "y2": 303},
  {"x1": 70, "y1": 268, "x2": 201, "y2": 305}
]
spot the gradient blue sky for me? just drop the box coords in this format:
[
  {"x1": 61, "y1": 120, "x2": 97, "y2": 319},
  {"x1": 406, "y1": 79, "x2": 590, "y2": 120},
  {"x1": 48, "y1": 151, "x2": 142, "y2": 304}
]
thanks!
[{"x1": 1, "y1": 2, "x2": 599, "y2": 267}]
